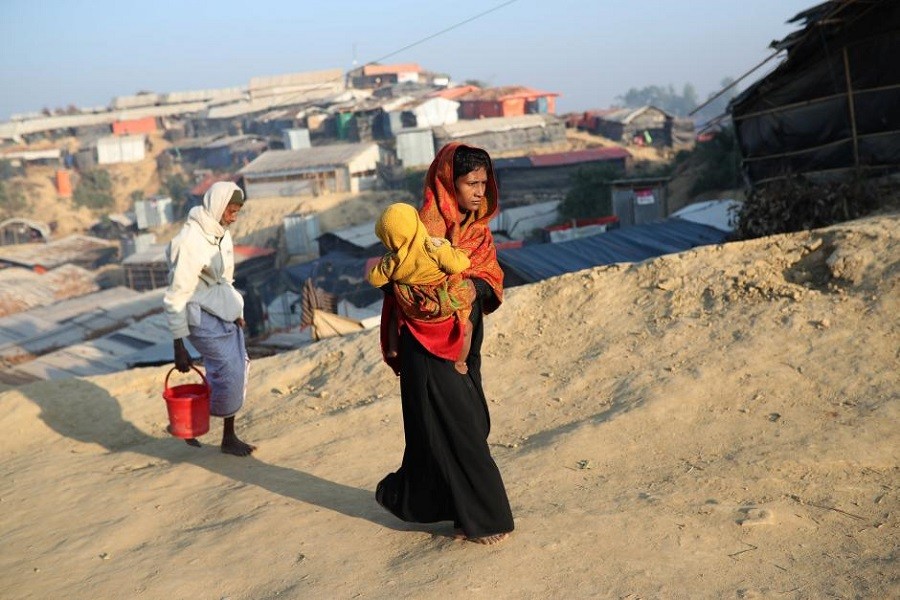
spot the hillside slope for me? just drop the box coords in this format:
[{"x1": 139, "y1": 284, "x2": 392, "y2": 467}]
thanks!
[{"x1": 1, "y1": 213, "x2": 897, "y2": 599}]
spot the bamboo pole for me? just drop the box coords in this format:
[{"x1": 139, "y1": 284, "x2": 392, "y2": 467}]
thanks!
[{"x1": 843, "y1": 46, "x2": 860, "y2": 170}]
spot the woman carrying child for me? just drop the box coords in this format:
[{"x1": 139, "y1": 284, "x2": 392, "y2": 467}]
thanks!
[{"x1": 373, "y1": 143, "x2": 514, "y2": 545}]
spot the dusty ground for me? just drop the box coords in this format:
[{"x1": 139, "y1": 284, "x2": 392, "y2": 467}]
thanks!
[{"x1": 1, "y1": 212, "x2": 897, "y2": 599}]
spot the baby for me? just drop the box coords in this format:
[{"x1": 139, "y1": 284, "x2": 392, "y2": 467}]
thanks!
[{"x1": 367, "y1": 203, "x2": 475, "y2": 374}]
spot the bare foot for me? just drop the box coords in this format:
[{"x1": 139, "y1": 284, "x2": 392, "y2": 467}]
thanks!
[
  {"x1": 468, "y1": 533, "x2": 510, "y2": 545},
  {"x1": 221, "y1": 434, "x2": 256, "y2": 457},
  {"x1": 453, "y1": 528, "x2": 466, "y2": 541}
]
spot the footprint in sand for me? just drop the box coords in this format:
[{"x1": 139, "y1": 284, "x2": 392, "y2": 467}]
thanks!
[{"x1": 737, "y1": 507, "x2": 775, "y2": 527}]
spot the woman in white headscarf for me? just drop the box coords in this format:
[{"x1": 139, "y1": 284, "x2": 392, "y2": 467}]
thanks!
[{"x1": 163, "y1": 181, "x2": 255, "y2": 456}]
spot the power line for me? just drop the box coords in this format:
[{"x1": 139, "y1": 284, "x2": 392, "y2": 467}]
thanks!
[
  {"x1": 365, "y1": 0, "x2": 520, "y2": 66},
  {"x1": 241, "y1": 0, "x2": 521, "y2": 111},
  {"x1": 689, "y1": 0, "x2": 866, "y2": 117}
]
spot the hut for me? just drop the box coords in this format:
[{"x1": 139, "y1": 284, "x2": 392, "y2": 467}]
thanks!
[
  {"x1": 238, "y1": 143, "x2": 381, "y2": 198},
  {"x1": 433, "y1": 114, "x2": 566, "y2": 155},
  {"x1": 0, "y1": 218, "x2": 51, "y2": 246},
  {"x1": 457, "y1": 86, "x2": 559, "y2": 119},
  {"x1": 729, "y1": 0, "x2": 900, "y2": 186},
  {"x1": 493, "y1": 147, "x2": 631, "y2": 197},
  {"x1": 589, "y1": 106, "x2": 681, "y2": 147},
  {"x1": 96, "y1": 134, "x2": 146, "y2": 164},
  {"x1": 348, "y1": 63, "x2": 423, "y2": 89}
]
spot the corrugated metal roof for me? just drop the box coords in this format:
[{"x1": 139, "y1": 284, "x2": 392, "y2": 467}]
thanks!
[
  {"x1": 529, "y1": 147, "x2": 632, "y2": 167},
  {"x1": 0, "y1": 235, "x2": 118, "y2": 269},
  {"x1": 125, "y1": 336, "x2": 201, "y2": 369},
  {"x1": 599, "y1": 105, "x2": 673, "y2": 124},
  {"x1": 458, "y1": 86, "x2": 559, "y2": 102},
  {"x1": 249, "y1": 69, "x2": 343, "y2": 91},
  {"x1": 670, "y1": 199, "x2": 741, "y2": 232},
  {"x1": 435, "y1": 114, "x2": 559, "y2": 137},
  {"x1": 238, "y1": 143, "x2": 378, "y2": 177},
  {"x1": 492, "y1": 156, "x2": 532, "y2": 169},
  {"x1": 121, "y1": 243, "x2": 167, "y2": 265},
  {"x1": 0, "y1": 287, "x2": 163, "y2": 361},
  {"x1": 429, "y1": 85, "x2": 481, "y2": 100},
  {"x1": 0, "y1": 289, "x2": 167, "y2": 381},
  {"x1": 490, "y1": 200, "x2": 561, "y2": 239},
  {"x1": 497, "y1": 219, "x2": 729, "y2": 284},
  {"x1": 25, "y1": 287, "x2": 141, "y2": 324},
  {"x1": 0, "y1": 313, "x2": 55, "y2": 346},
  {"x1": 205, "y1": 97, "x2": 304, "y2": 120},
  {"x1": 317, "y1": 220, "x2": 380, "y2": 250},
  {"x1": 391, "y1": 96, "x2": 459, "y2": 112},
  {"x1": 203, "y1": 134, "x2": 266, "y2": 149},
  {"x1": 162, "y1": 87, "x2": 245, "y2": 104},
  {"x1": 170, "y1": 134, "x2": 223, "y2": 152},
  {"x1": 361, "y1": 63, "x2": 422, "y2": 76},
  {"x1": 0, "y1": 101, "x2": 210, "y2": 141},
  {"x1": 206, "y1": 84, "x2": 342, "y2": 119},
  {"x1": 0, "y1": 264, "x2": 99, "y2": 317}
]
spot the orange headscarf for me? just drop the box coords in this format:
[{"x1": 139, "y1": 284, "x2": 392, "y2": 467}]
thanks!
[
  {"x1": 378, "y1": 143, "x2": 504, "y2": 373},
  {"x1": 419, "y1": 142, "x2": 504, "y2": 314}
]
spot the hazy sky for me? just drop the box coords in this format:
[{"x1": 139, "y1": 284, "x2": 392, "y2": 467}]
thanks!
[{"x1": 0, "y1": 0, "x2": 815, "y2": 121}]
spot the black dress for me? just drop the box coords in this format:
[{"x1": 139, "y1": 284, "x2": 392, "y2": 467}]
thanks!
[{"x1": 376, "y1": 285, "x2": 515, "y2": 538}]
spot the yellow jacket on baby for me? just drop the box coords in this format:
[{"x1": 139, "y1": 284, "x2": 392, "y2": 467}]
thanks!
[{"x1": 367, "y1": 203, "x2": 470, "y2": 287}]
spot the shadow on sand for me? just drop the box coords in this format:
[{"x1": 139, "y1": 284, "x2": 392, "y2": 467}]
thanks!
[{"x1": 22, "y1": 378, "x2": 423, "y2": 533}]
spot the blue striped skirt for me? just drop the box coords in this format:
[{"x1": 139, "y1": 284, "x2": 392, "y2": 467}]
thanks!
[{"x1": 188, "y1": 310, "x2": 249, "y2": 418}]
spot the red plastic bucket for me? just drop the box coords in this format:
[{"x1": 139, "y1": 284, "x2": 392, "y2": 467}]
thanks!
[{"x1": 162, "y1": 366, "x2": 210, "y2": 439}]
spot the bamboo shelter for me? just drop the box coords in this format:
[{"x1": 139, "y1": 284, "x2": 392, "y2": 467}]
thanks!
[{"x1": 729, "y1": 0, "x2": 900, "y2": 186}]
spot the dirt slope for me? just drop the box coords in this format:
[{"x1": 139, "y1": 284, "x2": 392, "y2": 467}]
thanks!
[{"x1": 0, "y1": 215, "x2": 897, "y2": 598}]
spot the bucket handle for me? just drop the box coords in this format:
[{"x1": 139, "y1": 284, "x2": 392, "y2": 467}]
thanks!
[{"x1": 164, "y1": 365, "x2": 209, "y2": 392}]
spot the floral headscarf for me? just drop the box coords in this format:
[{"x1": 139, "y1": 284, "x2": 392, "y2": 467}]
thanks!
[{"x1": 419, "y1": 142, "x2": 503, "y2": 313}]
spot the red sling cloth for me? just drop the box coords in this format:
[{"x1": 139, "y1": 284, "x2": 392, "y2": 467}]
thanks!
[{"x1": 380, "y1": 142, "x2": 504, "y2": 374}]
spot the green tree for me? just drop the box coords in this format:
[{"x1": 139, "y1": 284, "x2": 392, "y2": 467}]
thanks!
[
  {"x1": 73, "y1": 169, "x2": 115, "y2": 210},
  {"x1": 158, "y1": 173, "x2": 190, "y2": 217},
  {"x1": 693, "y1": 77, "x2": 739, "y2": 125},
  {"x1": 688, "y1": 127, "x2": 742, "y2": 196},
  {"x1": 0, "y1": 180, "x2": 28, "y2": 218},
  {"x1": 0, "y1": 159, "x2": 19, "y2": 180},
  {"x1": 558, "y1": 164, "x2": 622, "y2": 220},
  {"x1": 163, "y1": 173, "x2": 189, "y2": 204}
]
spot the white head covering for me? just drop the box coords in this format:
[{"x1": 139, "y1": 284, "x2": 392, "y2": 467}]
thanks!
[{"x1": 188, "y1": 181, "x2": 243, "y2": 239}]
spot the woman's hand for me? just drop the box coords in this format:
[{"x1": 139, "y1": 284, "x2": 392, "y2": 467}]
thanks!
[
  {"x1": 173, "y1": 338, "x2": 192, "y2": 372},
  {"x1": 469, "y1": 277, "x2": 494, "y2": 301},
  {"x1": 235, "y1": 317, "x2": 246, "y2": 328}
]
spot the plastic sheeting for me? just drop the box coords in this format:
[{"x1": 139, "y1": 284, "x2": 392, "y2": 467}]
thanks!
[{"x1": 730, "y1": 1, "x2": 900, "y2": 185}]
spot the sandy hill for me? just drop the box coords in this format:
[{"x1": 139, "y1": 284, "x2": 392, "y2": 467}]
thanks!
[{"x1": 1, "y1": 213, "x2": 897, "y2": 599}]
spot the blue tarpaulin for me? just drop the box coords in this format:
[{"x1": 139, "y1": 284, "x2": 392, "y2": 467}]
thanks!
[
  {"x1": 497, "y1": 218, "x2": 729, "y2": 284},
  {"x1": 283, "y1": 252, "x2": 382, "y2": 308}
]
